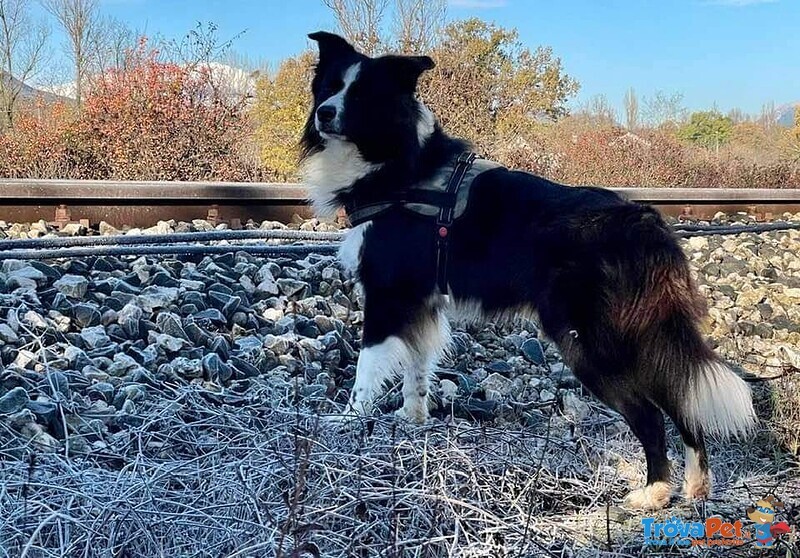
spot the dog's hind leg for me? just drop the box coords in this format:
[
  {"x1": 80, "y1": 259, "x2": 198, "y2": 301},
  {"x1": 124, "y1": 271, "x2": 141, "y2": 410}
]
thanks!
[
  {"x1": 570, "y1": 360, "x2": 673, "y2": 510},
  {"x1": 615, "y1": 396, "x2": 673, "y2": 510},
  {"x1": 678, "y1": 425, "x2": 710, "y2": 502}
]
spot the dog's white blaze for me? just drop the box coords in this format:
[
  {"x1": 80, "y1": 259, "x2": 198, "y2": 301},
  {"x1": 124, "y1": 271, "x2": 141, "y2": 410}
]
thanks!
[
  {"x1": 685, "y1": 361, "x2": 756, "y2": 439},
  {"x1": 416, "y1": 101, "x2": 435, "y2": 146},
  {"x1": 301, "y1": 139, "x2": 382, "y2": 218},
  {"x1": 303, "y1": 62, "x2": 383, "y2": 218},
  {"x1": 338, "y1": 221, "x2": 370, "y2": 277},
  {"x1": 315, "y1": 62, "x2": 361, "y2": 132}
]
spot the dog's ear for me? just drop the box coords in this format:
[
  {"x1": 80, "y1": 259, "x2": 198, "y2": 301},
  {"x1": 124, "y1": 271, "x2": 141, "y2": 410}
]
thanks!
[
  {"x1": 382, "y1": 55, "x2": 435, "y2": 91},
  {"x1": 746, "y1": 505, "x2": 756, "y2": 515},
  {"x1": 308, "y1": 31, "x2": 356, "y2": 64}
]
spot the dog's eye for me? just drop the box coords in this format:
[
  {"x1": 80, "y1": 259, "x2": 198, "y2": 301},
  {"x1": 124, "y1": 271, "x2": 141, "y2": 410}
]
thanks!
[{"x1": 322, "y1": 78, "x2": 343, "y2": 97}]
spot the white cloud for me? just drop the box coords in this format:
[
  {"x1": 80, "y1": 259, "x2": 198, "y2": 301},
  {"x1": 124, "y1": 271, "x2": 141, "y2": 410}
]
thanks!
[{"x1": 449, "y1": 0, "x2": 508, "y2": 8}]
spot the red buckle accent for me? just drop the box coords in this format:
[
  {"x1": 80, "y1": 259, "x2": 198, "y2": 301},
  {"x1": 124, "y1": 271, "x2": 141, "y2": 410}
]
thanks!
[{"x1": 438, "y1": 226, "x2": 448, "y2": 238}]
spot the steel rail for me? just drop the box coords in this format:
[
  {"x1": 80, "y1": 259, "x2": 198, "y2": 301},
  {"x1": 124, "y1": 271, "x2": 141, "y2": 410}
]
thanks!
[
  {"x1": 0, "y1": 243, "x2": 340, "y2": 261},
  {"x1": 0, "y1": 229, "x2": 344, "y2": 251},
  {"x1": 1, "y1": 180, "x2": 799, "y2": 205}
]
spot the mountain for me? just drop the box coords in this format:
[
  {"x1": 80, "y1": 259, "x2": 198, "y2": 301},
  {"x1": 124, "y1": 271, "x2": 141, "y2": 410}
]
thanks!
[
  {"x1": 776, "y1": 103, "x2": 798, "y2": 128},
  {"x1": 0, "y1": 72, "x2": 66, "y2": 103},
  {"x1": 36, "y1": 62, "x2": 259, "y2": 102}
]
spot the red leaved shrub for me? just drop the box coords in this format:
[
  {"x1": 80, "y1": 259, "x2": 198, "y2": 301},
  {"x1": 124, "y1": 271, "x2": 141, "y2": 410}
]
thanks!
[{"x1": 74, "y1": 41, "x2": 257, "y2": 181}]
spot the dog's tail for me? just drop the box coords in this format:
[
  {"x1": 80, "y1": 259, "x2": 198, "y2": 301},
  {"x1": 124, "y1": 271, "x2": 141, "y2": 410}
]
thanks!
[
  {"x1": 608, "y1": 208, "x2": 757, "y2": 440},
  {"x1": 681, "y1": 358, "x2": 756, "y2": 439}
]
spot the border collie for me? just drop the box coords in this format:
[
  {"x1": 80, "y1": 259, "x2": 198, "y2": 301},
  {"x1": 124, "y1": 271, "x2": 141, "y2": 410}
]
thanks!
[{"x1": 299, "y1": 31, "x2": 756, "y2": 510}]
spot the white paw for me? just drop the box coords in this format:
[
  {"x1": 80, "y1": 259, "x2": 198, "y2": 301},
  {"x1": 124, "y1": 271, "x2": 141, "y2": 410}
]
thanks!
[
  {"x1": 623, "y1": 481, "x2": 673, "y2": 511},
  {"x1": 324, "y1": 401, "x2": 373, "y2": 427},
  {"x1": 394, "y1": 404, "x2": 429, "y2": 424},
  {"x1": 683, "y1": 472, "x2": 712, "y2": 502}
]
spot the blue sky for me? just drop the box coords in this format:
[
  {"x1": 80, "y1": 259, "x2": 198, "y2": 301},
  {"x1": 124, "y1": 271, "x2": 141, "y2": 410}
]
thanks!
[{"x1": 37, "y1": 0, "x2": 799, "y2": 118}]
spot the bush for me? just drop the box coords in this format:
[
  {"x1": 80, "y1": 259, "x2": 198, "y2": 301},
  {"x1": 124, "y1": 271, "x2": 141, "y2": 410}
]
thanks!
[
  {"x1": 0, "y1": 100, "x2": 76, "y2": 178},
  {"x1": 74, "y1": 40, "x2": 257, "y2": 181}
]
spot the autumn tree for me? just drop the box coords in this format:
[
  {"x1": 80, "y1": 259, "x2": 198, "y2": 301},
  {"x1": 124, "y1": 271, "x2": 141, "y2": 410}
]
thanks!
[
  {"x1": 323, "y1": 0, "x2": 389, "y2": 55},
  {"x1": 40, "y1": 0, "x2": 102, "y2": 107},
  {"x1": 678, "y1": 110, "x2": 733, "y2": 151},
  {"x1": 253, "y1": 51, "x2": 315, "y2": 179},
  {"x1": 89, "y1": 16, "x2": 138, "y2": 74},
  {"x1": 323, "y1": 0, "x2": 446, "y2": 55},
  {"x1": 420, "y1": 19, "x2": 579, "y2": 159},
  {"x1": 643, "y1": 90, "x2": 687, "y2": 128},
  {"x1": 624, "y1": 87, "x2": 638, "y2": 130},
  {"x1": 75, "y1": 41, "x2": 251, "y2": 180},
  {"x1": 0, "y1": 0, "x2": 50, "y2": 127}
]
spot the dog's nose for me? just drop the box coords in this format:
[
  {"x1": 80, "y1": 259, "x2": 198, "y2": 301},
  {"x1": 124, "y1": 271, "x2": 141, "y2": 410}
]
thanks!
[{"x1": 316, "y1": 105, "x2": 336, "y2": 123}]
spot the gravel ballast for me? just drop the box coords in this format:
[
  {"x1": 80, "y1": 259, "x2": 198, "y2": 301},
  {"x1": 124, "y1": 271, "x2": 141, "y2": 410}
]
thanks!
[{"x1": 0, "y1": 214, "x2": 799, "y2": 557}]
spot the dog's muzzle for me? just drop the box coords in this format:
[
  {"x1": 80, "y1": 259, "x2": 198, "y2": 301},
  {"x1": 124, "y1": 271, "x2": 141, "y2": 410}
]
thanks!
[{"x1": 315, "y1": 104, "x2": 342, "y2": 135}]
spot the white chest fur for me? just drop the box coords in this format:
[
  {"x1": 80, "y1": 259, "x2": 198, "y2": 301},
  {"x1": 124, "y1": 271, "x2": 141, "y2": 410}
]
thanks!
[
  {"x1": 301, "y1": 140, "x2": 382, "y2": 218},
  {"x1": 338, "y1": 221, "x2": 371, "y2": 278}
]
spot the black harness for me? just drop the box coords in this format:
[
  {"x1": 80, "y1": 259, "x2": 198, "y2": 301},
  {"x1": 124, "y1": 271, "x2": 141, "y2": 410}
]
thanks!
[{"x1": 343, "y1": 152, "x2": 500, "y2": 294}]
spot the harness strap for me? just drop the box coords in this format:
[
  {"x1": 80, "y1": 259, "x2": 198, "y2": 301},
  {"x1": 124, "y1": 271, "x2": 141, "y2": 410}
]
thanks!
[
  {"x1": 346, "y1": 189, "x2": 457, "y2": 226},
  {"x1": 435, "y1": 152, "x2": 476, "y2": 294}
]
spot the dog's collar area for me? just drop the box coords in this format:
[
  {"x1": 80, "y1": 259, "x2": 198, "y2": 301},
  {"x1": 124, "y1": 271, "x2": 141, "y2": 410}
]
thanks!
[
  {"x1": 342, "y1": 152, "x2": 484, "y2": 294},
  {"x1": 342, "y1": 152, "x2": 499, "y2": 228},
  {"x1": 341, "y1": 152, "x2": 505, "y2": 294}
]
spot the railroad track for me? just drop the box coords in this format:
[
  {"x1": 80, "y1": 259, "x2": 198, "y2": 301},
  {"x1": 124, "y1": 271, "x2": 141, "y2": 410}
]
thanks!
[{"x1": 1, "y1": 179, "x2": 800, "y2": 228}]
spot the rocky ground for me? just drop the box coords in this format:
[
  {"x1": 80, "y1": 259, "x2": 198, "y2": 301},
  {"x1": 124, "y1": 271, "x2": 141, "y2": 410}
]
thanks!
[{"x1": 0, "y1": 213, "x2": 798, "y2": 557}]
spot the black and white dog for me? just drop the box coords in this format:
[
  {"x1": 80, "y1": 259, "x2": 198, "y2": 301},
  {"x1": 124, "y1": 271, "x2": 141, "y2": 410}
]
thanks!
[{"x1": 300, "y1": 31, "x2": 756, "y2": 510}]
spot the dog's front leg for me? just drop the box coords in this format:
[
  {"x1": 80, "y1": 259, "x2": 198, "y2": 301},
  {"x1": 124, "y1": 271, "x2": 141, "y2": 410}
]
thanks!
[
  {"x1": 341, "y1": 294, "x2": 448, "y2": 423},
  {"x1": 396, "y1": 309, "x2": 449, "y2": 423},
  {"x1": 344, "y1": 335, "x2": 412, "y2": 417}
]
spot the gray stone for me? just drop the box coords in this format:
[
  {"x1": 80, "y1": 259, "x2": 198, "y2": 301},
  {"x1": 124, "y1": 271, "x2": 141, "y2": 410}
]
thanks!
[
  {"x1": 486, "y1": 360, "x2": 514, "y2": 375},
  {"x1": 117, "y1": 302, "x2": 143, "y2": 338},
  {"x1": 155, "y1": 312, "x2": 189, "y2": 341},
  {"x1": 562, "y1": 392, "x2": 591, "y2": 422},
  {"x1": 202, "y1": 353, "x2": 232, "y2": 384},
  {"x1": 0, "y1": 387, "x2": 29, "y2": 414},
  {"x1": 137, "y1": 286, "x2": 179, "y2": 312},
  {"x1": 172, "y1": 357, "x2": 202, "y2": 378},
  {"x1": 148, "y1": 331, "x2": 189, "y2": 352},
  {"x1": 480, "y1": 373, "x2": 513, "y2": 401},
  {"x1": 23, "y1": 310, "x2": 48, "y2": 330},
  {"x1": 81, "y1": 326, "x2": 111, "y2": 349},
  {"x1": 107, "y1": 353, "x2": 140, "y2": 377},
  {"x1": 0, "y1": 324, "x2": 18, "y2": 343},
  {"x1": 87, "y1": 382, "x2": 115, "y2": 403},
  {"x1": 263, "y1": 334, "x2": 292, "y2": 355},
  {"x1": 53, "y1": 274, "x2": 89, "y2": 299},
  {"x1": 45, "y1": 370, "x2": 70, "y2": 398},
  {"x1": 521, "y1": 338, "x2": 546, "y2": 365},
  {"x1": 277, "y1": 278, "x2": 310, "y2": 298},
  {"x1": 73, "y1": 303, "x2": 101, "y2": 328},
  {"x1": 539, "y1": 389, "x2": 557, "y2": 403}
]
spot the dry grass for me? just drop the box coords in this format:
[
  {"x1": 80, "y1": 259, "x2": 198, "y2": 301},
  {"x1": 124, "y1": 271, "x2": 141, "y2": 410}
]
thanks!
[{"x1": 1, "y1": 377, "x2": 796, "y2": 558}]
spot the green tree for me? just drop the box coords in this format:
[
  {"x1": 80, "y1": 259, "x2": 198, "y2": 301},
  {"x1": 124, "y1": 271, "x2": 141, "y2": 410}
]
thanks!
[
  {"x1": 253, "y1": 51, "x2": 314, "y2": 179},
  {"x1": 678, "y1": 110, "x2": 733, "y2": 151}
]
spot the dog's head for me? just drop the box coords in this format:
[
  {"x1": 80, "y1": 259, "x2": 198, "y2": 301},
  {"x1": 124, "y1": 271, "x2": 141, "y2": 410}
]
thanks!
[{"x1": 301, "y1": 31, "x2": 436, "y2": 164}]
